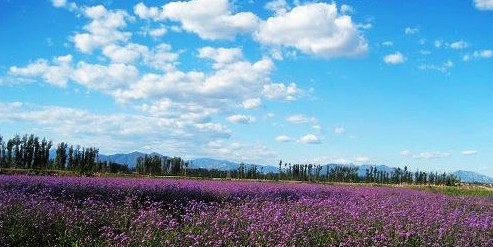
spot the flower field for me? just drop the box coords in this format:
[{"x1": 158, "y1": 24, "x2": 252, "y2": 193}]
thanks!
[{"x1": 0, "y1": 175, "x2": 492, "y2": 246}]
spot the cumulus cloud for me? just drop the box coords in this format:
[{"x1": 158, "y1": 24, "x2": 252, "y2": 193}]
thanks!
[
  {"x1": 412, "y1": 151, "x2": 451, "y2": 160},
  {"x1": 102, "y1": 43, "x2": 149, "y2": 64},
  {"x1": 383, "y1": 52, "x2": 405, "y2": 64},
  {"x1": 204, "y1": 140, "x2": 277, "y2": 163},
  {"x1": 474, "y1": 0, "x2": 493, "y2": 10},
  {"x1": 256, "y1": 2, "x2": 368, "y2": 58},
  {"x1": 133, "y1": 2, "x2": 164, "y2": 20},
  {"x1": 381, "y1": 41, "x2": 393, "y2": 46},
  {"x1": 434, "y1": 40, "x2": 444, "y2": 48},
  {"x1": 9, "y1": 55, "x2": 73, "y2": 87},
  {"x1": 463, "y1": 50, "x2": 493, "y2": 61},
  {"x1": 286, "y1": 114, "x2": 317, "y2": 124},
  {"x1": 275, "y1": 135, "x2": 292, "y2": 142},
  {"x1": 72, "y1": 5, "x2": 131, "y2": 53},
  {"x1": 0, "y1": 102, "x2": 232, "y2": 154},
  {"x1": 51, "y1": 0, "x2": 77, "y2": 11},
  {"x1": 241, "y1": 98, "x2": 262, "y2": 109},
  {"x1": 226, "y1": 114, "x2": 255, "y2": 124},
  {"x1": 449, "y1": 40, "x2": 469, "y2": 49},
  {"x1": 9, "y1": 42, "x2": 302, "y2": 138},
  {"x1": 262, "y1": 83, "x2": 301, "y2": 101},
  {"x1": 7, "y1": 1, "x2": 325, "y2": 162},
  {"x1": 72, "y1": 62, "x2": 140, "y2": 91},
  {"x1": 400, "y1": 150, "x2": 411, "y2": 156},
  {"x1": 354, "y1": 156, "x2": 370, "y2": 163},
  {"x1": 340, "y1": 4, "x2": 355, "y2": 15},
  {"x1": 461, "y1": 150, "x2": 478, "y2": 155},
  {"x1": 297, "y1": 134, "x2": 321, "y2": 144},
  {"x1": 418, "y1": 60, "x2": 453, "y2": 73},
  {"x1": 139, "y1": 0, "x2": 261, "y2": 40},
  {"x1": 404, "y1": 27, "x2": 419, "y2": 35},
  {"x1": 265, "y1": 0, "x2": 290, "y2": 15},
  {"x1": 334, "y1": 127, "x2": 345, "y2": 134},
  {"x1": 198, "y1": 47, "x2": 243, "y2": 68},
  {"x1": 150, "y1": 27, "x2": 166, "y2": 37},
  {"x1": 311, "y1": 155, "x2": 372, "y2": 164}
]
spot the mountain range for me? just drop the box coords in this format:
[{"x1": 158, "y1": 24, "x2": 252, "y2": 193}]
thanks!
[{"x1": 92, "y1": 151, "x2": 493, "y2": 184}]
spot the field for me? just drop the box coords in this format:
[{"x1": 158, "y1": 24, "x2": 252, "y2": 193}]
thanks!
[{"x1": 0, "y1": 175, "x2": 492, "y2": 246}]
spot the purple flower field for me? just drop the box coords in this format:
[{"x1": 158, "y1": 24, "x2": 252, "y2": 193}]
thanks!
[{"x1": 0, "y1": 175, "x2": 492, "y2": 246}]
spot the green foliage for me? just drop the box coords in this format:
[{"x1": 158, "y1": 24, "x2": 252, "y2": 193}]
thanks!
[{"x1": 423, "y1": 185, "x2": 493, "y2": 197}]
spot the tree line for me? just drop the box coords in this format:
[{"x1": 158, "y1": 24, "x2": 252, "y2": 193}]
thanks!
[
  {"x1": 272, "y1": 161, "x2": 460, "y2": 186},
  {"x1": 0, "y1": 133, "x2": 127, "y2": 175},
  {"x1": 0, "y1": 133, "x2": 461, "y2": 185}
]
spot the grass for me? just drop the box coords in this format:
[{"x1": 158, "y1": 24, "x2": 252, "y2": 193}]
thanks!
[{"x1": 416, "y1": 184, "x2": 493, "y2": 197}]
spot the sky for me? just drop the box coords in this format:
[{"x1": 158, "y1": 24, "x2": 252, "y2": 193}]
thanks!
[{"x1": 1, "y1": 0, "x2": 492, "y2": 175}]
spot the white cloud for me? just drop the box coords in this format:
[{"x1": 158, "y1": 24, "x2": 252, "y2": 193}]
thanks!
[
  {"x1": 256, "y1": 2, "x2": 368, "y2": 58},
  {"x1": 198, "y1": 47, "x2": 243, "y2": 68},
  {"x1": 418, "y1": 60, "x2": 454, "y2": 73},
  {"x1": 381, "y1": 41, "x2": 393, "y2": 46},
  {"x1": 420, "y1": 50, "x2": 431, "y2": 55},
  {"x1": 297, "y1": 134, "x2": 321, "y2": 144},
  {"x1": 265, "y1": 0, "x2": 290, "y2": 15},
  {"x1": 51, "y1": 0, "x2": 77, "y2": 11},
  {"x1": 354, "y1": 156, "x2": 370, "y2": 163},
  {"x1": 226, "y1": 114, "x2": 255, "y2": 124},
  {"x1": 334, "y1": 127, "x2": 345, "y2": 134},
  {"x1": 204, "y1": 140, "x2": 277, "y2": 163},
  {"x1": 275, "y1": 135, "x2": 292, "y2": 142},
  {"x1": 148, "y1": 27, "x2": 167, "y2": 38},
  {"x1": 52, "y1": 0, "x2": 66, "y2": 7},
  {"x1": 0, "y1": 102, "x2": 232, "y2": 154},
  {"x1": 72, "y1": 62, "x2": 140, "y2": 91},
  {"x1": 72, "y1": 5, "x2": 131, "y2": 53},
  {"x1": 461, "y1": 150, "x2": 478, "y2": 155},
  {"x1": 142, "y1": 43, "x2": 180, "y2": 72},
  {"x1": 286, "y1": 114, "x2": 317, "y2": 124},
  {"x1": 311, "y1": 155, "x2": 371, "y2": 164},
  {"x1": 404, "y1": 27, "x2": 419, "y2": 35},
  {"x1": 262, "y1": 83, "x2": 301, "y2": 101},
  {"x1": 383, "y1": 52, "x2": 405, "y2": 64},
  {"x1": 400, "y1": 150, "x2": 411, "y2": 156},
  {"x1": 9, "y1": 55, "x2": 73, "y2": 87},
  {"x1": 434, "y1": 40, "x2": 444, "y2": 48},
  {"x1": 242, "y1": 98, "x2": 262, "y2": 109},
  {"x1": 474, "y1": 0, "x2": 493, "y2": 10},
  {"x1": 412, "y1": 151, "x2": 451, "y2": 160},
  {"x1": 133, "y1": 2, "x2": 164, "y2": 21},
  {"x1": 450, "y1": 40, "x2": 469, "y2": 49},
  {"x1": 161, "y1": 0, "x2": 260, "y2": 40},
  {"x1": 9, "y1": 42, "x2": 302, "y2": 139},
  {"x1": 102, "y1": 43, "x2": 148, "y2": 64},
  {"x1": 463, "y1": 50, "x2": 493, "y2": 61},
  {"x1": 340, "y1": 4, "x2": 354, "y2": 15}
]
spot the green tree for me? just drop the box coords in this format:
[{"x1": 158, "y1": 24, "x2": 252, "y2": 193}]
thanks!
[{"x1": 54, "y1": 142, "x2": 68, "y2": 170}]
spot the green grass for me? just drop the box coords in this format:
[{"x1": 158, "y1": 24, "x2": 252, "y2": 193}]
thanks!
[{"x1": 418, "y1": 185, "x2": 493, "y2": 197}]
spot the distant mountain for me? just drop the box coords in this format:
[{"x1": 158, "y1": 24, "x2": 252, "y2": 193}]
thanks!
[
  {"x1": 189, "y1": 158, "x2": 280, "y2": 173},
  {"x1": 98, "y1": 151, "x2": 150, "y2": 167},
  {"x1": 49, "y1": 150, "x2": 493, "y2": 184},
  {"x1": 189, "y1": 158, "x2": 239, "y2": 170},
  {"x1": 452, "y1": 170, "x2": 493, "y2": 184}
]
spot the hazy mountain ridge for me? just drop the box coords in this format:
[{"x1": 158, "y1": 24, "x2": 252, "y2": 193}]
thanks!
[
  {"x1": 452, "y1": 170, "x2": 493, "y2": 184},
  {"x1": 50, "y1": 151, "x2": 493, "y2": 184}
]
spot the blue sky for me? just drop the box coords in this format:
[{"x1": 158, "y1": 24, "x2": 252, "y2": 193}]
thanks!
[{"x1": 1, "y1": 0, "x2": 492, "y2": 175}]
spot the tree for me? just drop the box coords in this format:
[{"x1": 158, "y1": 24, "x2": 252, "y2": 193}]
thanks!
[
  {"x1": 54, "y1": 142, "x2": 68, "y2": 170},
  {"x1": 0, "y1": 135, "x2": 4, "y2": 167},
  {"x1": 67, "y1": 145, "x2": 74, "y2": 170}
]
